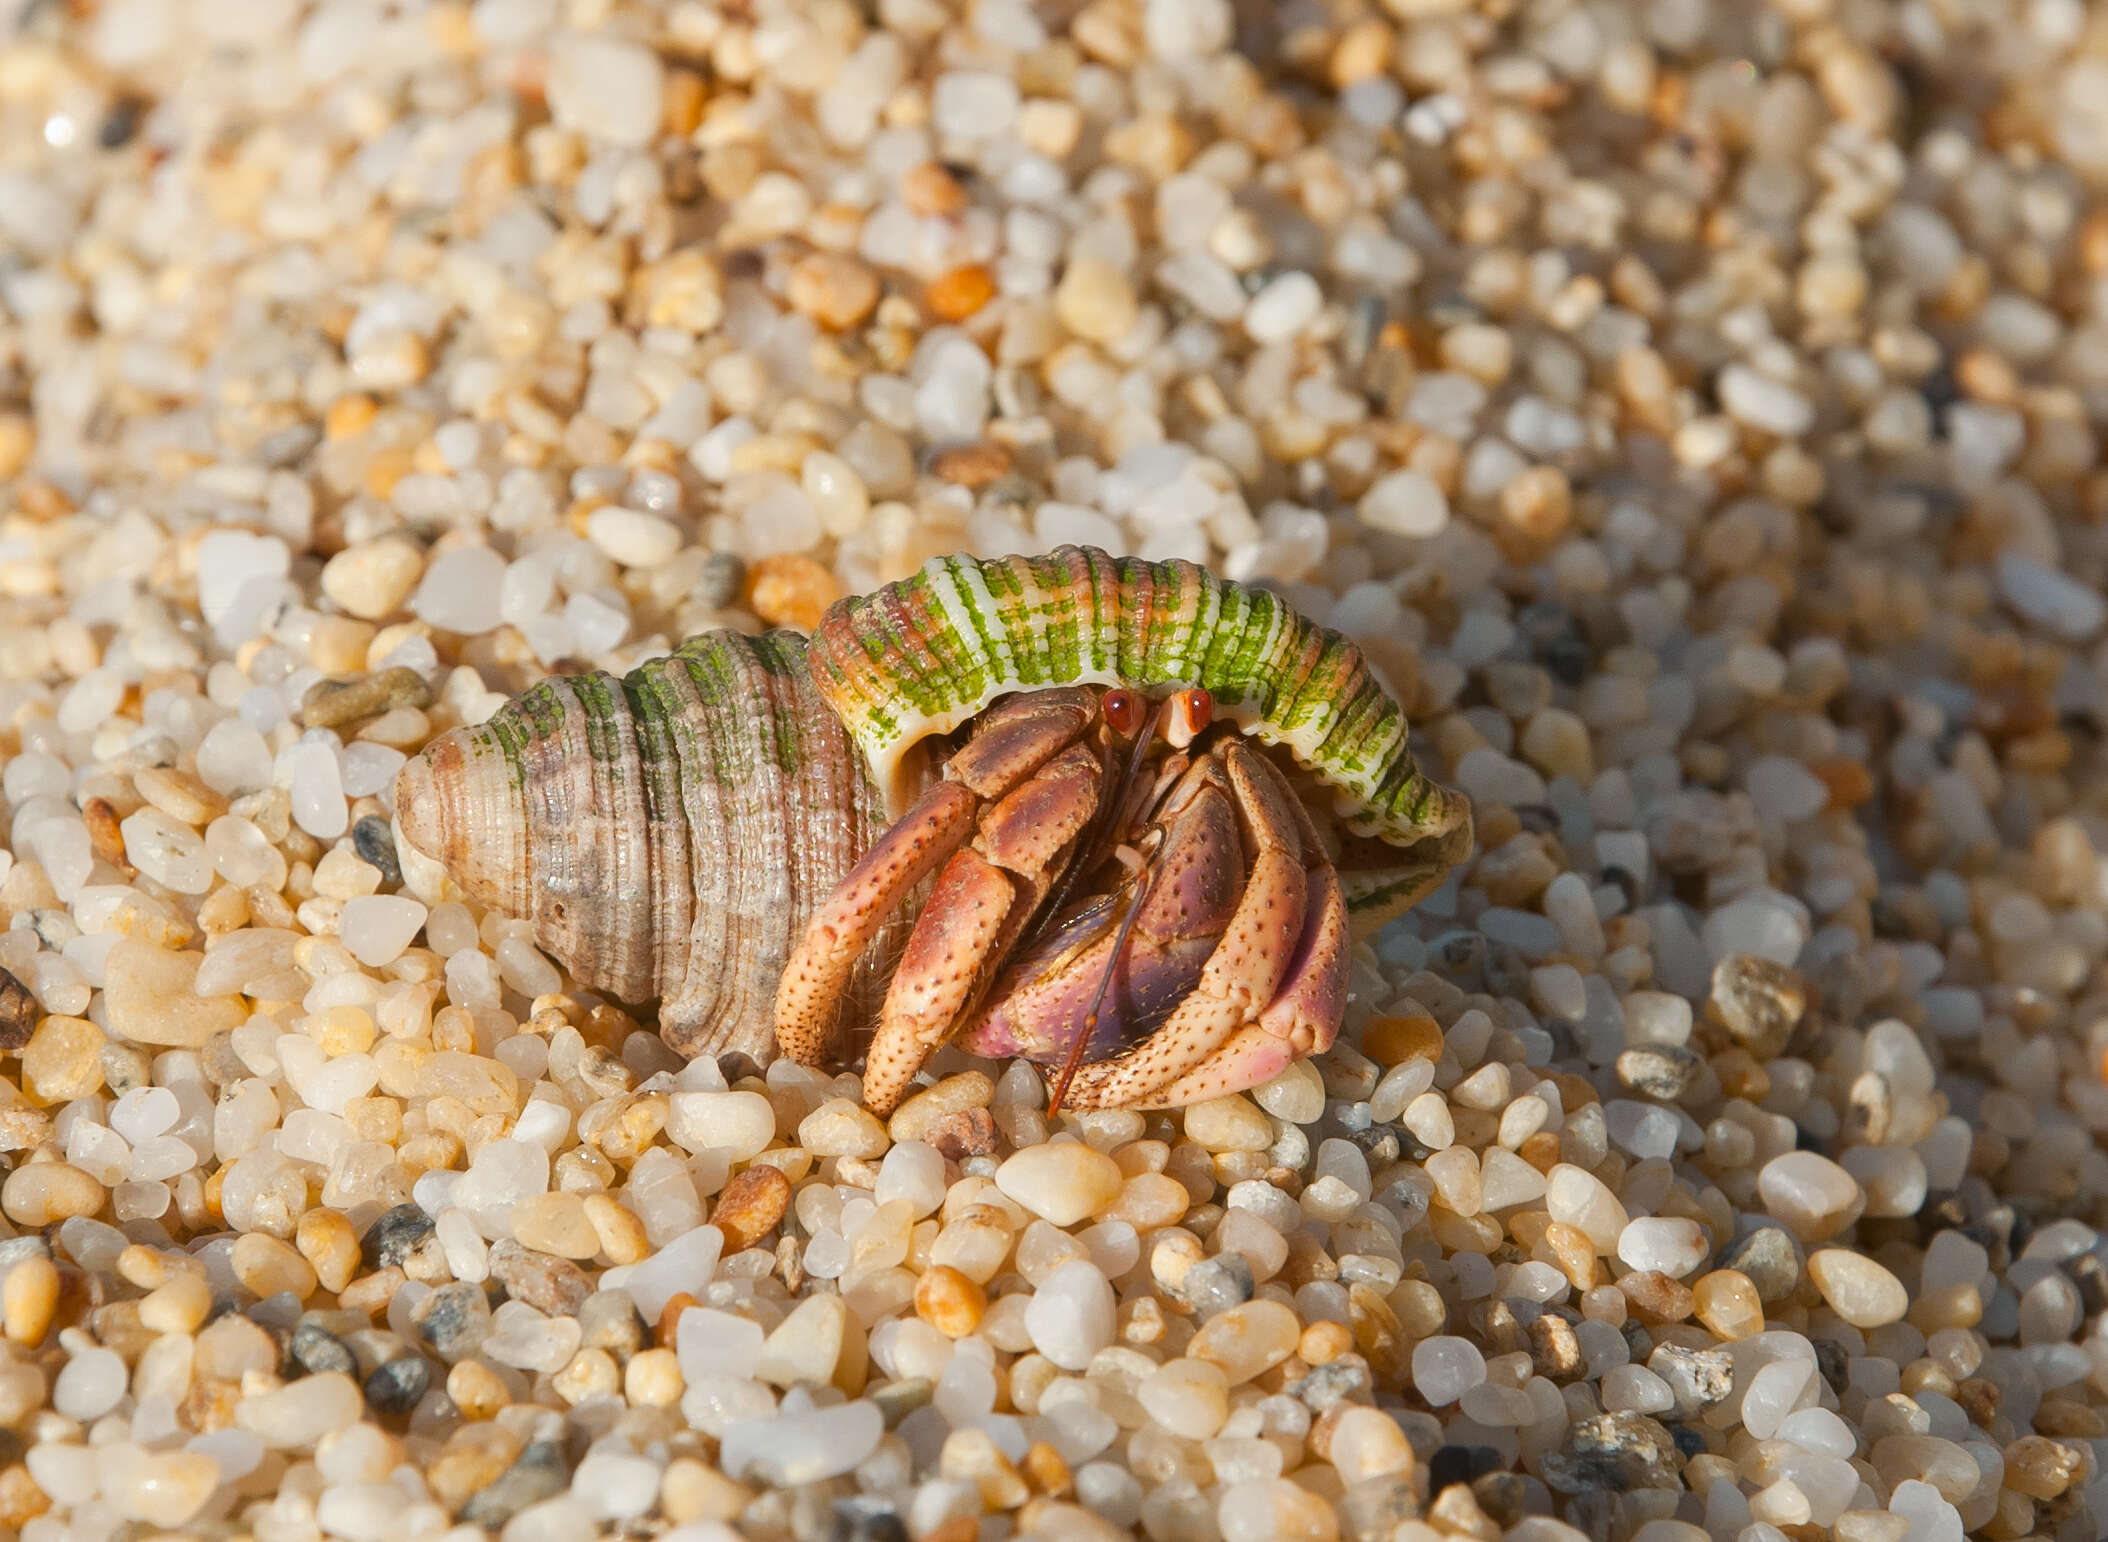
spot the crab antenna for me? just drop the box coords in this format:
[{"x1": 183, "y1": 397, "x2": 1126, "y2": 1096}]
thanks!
[
  {"x1": 1027, "y1": 690, "x2": 1164, "y2": 953},
  {"x1": 1044, "y1": 695, "x2": 1170, "y2": 1118},
  {"x1": 1046, "y1": 858, "x2": 1158, "y2": 1118}
]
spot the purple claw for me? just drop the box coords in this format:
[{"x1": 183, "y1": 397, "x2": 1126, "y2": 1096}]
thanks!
[
  {"x1": 961, "y1": 896, "x2": 1216, "y2": 1064},
  {"x1": 961, "y1": 757, "x2": 1246, "y2": 1070}
]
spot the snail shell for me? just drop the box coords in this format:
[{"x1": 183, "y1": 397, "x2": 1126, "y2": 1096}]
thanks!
[
  {"x1": 805, "y1": 546, "x2": 1471, "y2": 931},
  {"x1": 396, "y1": 545, "x2": 1471, "y2": 1063},
  {"x1": 394, "y1": 630, "x2": 897, "y2": 1061}
]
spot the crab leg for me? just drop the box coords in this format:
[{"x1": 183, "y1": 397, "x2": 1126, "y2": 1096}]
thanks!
[
  {"x1": 1113, "y1": 860, "x2": 1349, "y2": 1108},
  {"x1": 1058, "y1": 740, "x2": 1312, "y2": 1110},
  {"x1": 775, "y1": 690, "x2": 1100, "y2": 1069},
  {"x1": 960, "y1": 751, "x2": 1236, "y2": 1067},
  {"x1": 859, "y1": 740, "x2": 1105, "y2": 1115},
  {"x1": 774, "y1": 779, "x2": 980, "y2": 1064}
]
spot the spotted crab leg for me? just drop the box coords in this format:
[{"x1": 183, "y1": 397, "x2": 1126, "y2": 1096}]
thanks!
[
  {"x1": 774, "y1": 780, "x2": 981, "y2": 1065},
  {"x1": 861, "y1": 740, "x2": 1104, "y2": 1115},
  {"x1": 1115, "y1": 860, "x2": 1349, "y2": 1108},
  {"x1": 775, "y1": 691, "x2": 1104, "y2": 1105},
  {"x1": 1058, "y1": 739, "x2": 1315, "y2": 1110}
]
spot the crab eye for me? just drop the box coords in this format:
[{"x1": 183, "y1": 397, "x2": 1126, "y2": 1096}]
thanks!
[
  {"x1": 1160, "y1": 687, "x2": 1214, "y2": 748},
  {"x1": 1102, "y1": 688, "x2": 1145, "y2": 736}
]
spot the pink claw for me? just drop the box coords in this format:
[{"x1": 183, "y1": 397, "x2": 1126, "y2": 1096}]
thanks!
[{"x1": 1129, "y1": 861, "x2": 1349, "y2": 1108}]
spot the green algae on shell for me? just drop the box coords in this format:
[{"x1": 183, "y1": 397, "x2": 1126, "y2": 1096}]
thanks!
[
  {"x1": 394, "y1": 547, "x2": 1472, "y2": 1063},
  {"x1": 805, "y1": 546, "x2": 1472, "y2": 930}
]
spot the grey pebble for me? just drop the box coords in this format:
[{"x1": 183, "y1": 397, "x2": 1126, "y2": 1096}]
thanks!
[
  {"x1": 577, "y1": 1289, "x2": 646, "y2": 1358},
  {"x1": 411, "y1": 1281, "x2": 490, "y2": 1361},
  {"x1": 1647, "y1": 1343, "x2": 1734, "y2": 1416},
  {"x1": 1615, "y1": 1044, "x2": 1703, "y2": 1100},
  {"x1": 1180, "y1": 1253, "x2": 1254, "y2": 1318},
  {"x1": 291, "y1": 1319, "x2": 358, "y2": 1377},
  {"x1": 694, "y1": 551, "x2": 746, "y2": 610},
  {"x1": 1540, "y1": 1412, "x2": 1685, "y2": 1494},
  {"x1": 488, "y1": 1239, "x2": 591, "y2": 1317},
  {"x1": 363, "y1": 1354, "x2": 432, "y2": 1415},
  {"x1": 362, "y1": 1203, "x2": 439, "y2": 1272},
  {"x1": 1718, "y1": 1225, "x2": 1802, "y2": 1303},
  {"x1": 352, "y1": 815, "x2": 401, "y2": 885},
  {"x1": 458, "y1": 1439, "x2": 569, "y2": 1526}
]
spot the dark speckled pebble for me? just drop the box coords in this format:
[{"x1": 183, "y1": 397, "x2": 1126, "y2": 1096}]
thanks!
[
  {"x1": 290, "y1": 1320, "x2": 357, "y2": 1377},
  {"x1": 458, "y1": 1440, "x2": 569, "y2": 1526},
  {"x1": 1718, "y1": 1225, "x2": 1801, "y2": 1303},
  {"x1": 1287, "y1": 1354, "x2": 1372, "y2": 1414},
  {"x1": 1615, "y1": 1045, "x2": 1703, "y2": 1100},
  {"x1": 1812, "y1": 1337, "x2": 1851, "y2": 1394},
  {"x1": 831, "y1": 1498, "x2": 908, "y2": 1542},
  {"x1": 411, "y1": 1281, "x2": 490, "y2": 1360},
  {"x1": 488, "y1": 1240, "x2": 590, "y2": 1317},
  {"x1": 352, "y1": 815, "x2": 401, "y2": 885},
  {"x1": 1428, "y1": 1444, "x2": 1502, "y2": 1495},
  {"x1": 1338, "y1": 1474, "x2": 1420, "y2": 1542},
  {"x1": 362, "y1": 1203, "x2": 438, "y2": 1271},
  {"x1": 364, "y1": 1355, "x2": 431, "y2": 1414},
  {"x1": 1648, "y1": 1343, "x2": 1733, "y2": 1415},
  {"x1": 2068, "y1": 1253, "x2": 2108, "y2": 1317},
  {"x1": 1540, "y1": 1413, "x2": 1685, "y2": 1494},
  {"x1": 98, "y1": 95, "x2": 145, "y2": 148},
  {"x1": 1471, "y1": 1472, "x2": 1530, "y2": 1525},
  {"x1": 1180, "y1": 1254, "x2": 1253, "y2": 1319},
  {"x1": 578, "y1": 1290, "x2": 646, "y2": 1358},
  {"x1": 695, "y1": 551, "x2": 746, "y2": 611}
]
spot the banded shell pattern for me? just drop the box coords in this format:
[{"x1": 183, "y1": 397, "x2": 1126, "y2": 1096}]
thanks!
[
  {"x1": 807, "y1": 546, "x2": 1472, "y2": 930},
  {"x1": 395, "y1": 545, "x2": 1471, "y2": 1064},
  {"x1": 394, "y1": 630, "x2": 894, "y2": 1062}
]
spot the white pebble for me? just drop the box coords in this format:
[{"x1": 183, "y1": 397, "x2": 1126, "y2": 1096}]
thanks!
[
  {"x1": 411, "y1": 546, "x2": 508, "y2": 634},
  {"x1": 1718, "y1": 363, "x2": 1814, "y2": 436},
  {"x1": 546, "y1": 32, "x2": 664, "y2": 146},
  {"x1": 1242, "y1": 271, "x2": 1322, "y2": 342},
  {"x1": 1410, "y1": 1336, "x2": 1486, "y2": 1406},
  {"x1": 1358, "y1": 468, "x2": 1450, "y2": 539},
  {"x1": 1024, "y1": 1259, "x2": 1116, "y2": 1370},
  {"x1": 339, "y1": 895, "x2": 428, "y2": 968}
]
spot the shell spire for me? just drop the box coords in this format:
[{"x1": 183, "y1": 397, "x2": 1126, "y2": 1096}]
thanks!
[{"x1": 394, "y1": 630, "x2": 894, "y2": 1060}]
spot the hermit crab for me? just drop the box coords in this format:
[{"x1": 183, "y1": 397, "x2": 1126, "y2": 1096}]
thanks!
[{"x1": 394, "y1": 547, "x2": 1471, "y2": 1113}]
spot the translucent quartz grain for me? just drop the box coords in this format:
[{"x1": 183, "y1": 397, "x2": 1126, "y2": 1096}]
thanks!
[
  {"x1": 1411, "y1": 1335, "x2": 1487, "y2": 1406},
  {"x1": 1757, "y1": 1152, "x2": 1866, "y2": 1240},
  {"x1": 994, "y1": 1142, "x2": 1125, "y2": 1226},
  {"x1": 1807, "y1": 1249, "x2": 1910, "y2": 1329},
  {"x1": 2, "y1": 0, "x2": 2105, "y2": 1534}
]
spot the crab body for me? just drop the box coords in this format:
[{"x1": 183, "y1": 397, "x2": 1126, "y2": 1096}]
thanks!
[{"x1": 394, "y1": 546, "x2": 1471, "y2": 1110}]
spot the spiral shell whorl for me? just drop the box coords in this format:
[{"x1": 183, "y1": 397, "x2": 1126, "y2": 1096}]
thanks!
[
  {"x1": 394, "y1": 630, "x2": 890, "y2": 1061},
  {"x1": 805, "y1": 546, "x2": 1471, "y2": 921}
]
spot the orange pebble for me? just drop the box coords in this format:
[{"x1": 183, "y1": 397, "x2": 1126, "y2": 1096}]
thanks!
[
  {"x1": 927, "y1": 265, "x2": 997, "y2": 321},
  {"x1": 746, "y1": 554, "x2": 843, "y2": 632},
  {"x1": 1362, "y1": 1015, "x2": 1444, "y2": 1065}
]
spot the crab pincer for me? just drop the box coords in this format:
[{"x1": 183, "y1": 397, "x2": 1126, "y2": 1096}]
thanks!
[
  {"x1": 1051, "y1": 741, "x2": 1351, "y2": 1110},
  {"x1": 775, "y1": 688, "x2": 1117, "y2": 1114}
]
